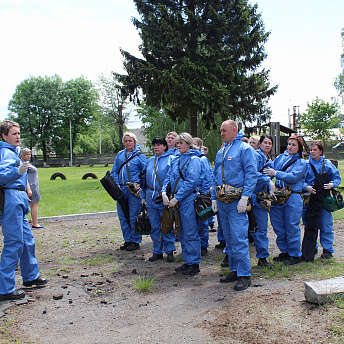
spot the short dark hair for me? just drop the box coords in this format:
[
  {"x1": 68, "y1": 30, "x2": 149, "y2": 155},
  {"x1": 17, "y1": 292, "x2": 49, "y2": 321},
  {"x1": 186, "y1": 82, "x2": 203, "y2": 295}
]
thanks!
[
  {"x1": 152, "y1": 136, "x2": 168, "y2": 152},
  {"x1": 309, "y1": 141, "x2": 324, "y2": 155},
  {"x1": 260, "y1": 134, "x2": 273, "y2": 145}
]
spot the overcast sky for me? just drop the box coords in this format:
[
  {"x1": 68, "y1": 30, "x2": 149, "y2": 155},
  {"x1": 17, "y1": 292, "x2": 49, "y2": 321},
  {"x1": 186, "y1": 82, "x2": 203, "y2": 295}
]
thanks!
[{"x1": 1, "y1": 0, "x2": 343, "y2": 128}]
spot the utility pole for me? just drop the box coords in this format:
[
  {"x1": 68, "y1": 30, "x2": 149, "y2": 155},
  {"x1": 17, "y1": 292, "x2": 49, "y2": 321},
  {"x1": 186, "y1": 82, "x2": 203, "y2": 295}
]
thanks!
[
  {"x1": 69, "y1": 117, "x2": 73, "y2": 167},
  {"x1": 293, "y1": 106, "x2": 300, "y2": 133}
]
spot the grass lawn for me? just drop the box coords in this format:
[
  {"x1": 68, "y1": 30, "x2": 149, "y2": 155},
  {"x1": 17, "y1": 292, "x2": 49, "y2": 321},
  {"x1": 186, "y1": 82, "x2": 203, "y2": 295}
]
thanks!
[{"x1": 37, "y1": 165, "x2": 116, "y2": 217}]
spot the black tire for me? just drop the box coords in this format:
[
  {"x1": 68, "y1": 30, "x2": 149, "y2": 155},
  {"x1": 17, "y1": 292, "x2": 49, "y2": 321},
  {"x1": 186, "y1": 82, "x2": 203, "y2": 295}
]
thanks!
[
  {"x1": 82, "y1": 172, "x2": 98, "y2": 180},
  {"x1": 50, "y1": 172, "x2": 67, "y2": 180}
]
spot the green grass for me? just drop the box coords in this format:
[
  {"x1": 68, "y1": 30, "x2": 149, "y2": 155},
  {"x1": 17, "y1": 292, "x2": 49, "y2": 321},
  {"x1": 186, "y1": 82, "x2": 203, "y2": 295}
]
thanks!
[
  {"x1": 132, "y1": 273, "x2": 156, "y2": 292},
  {"x1": 37, "y1": 165, "x2": 116, "y2": 217},
  {"x1": 36, "y1": 160, "x2": 344, "y2": 218}
]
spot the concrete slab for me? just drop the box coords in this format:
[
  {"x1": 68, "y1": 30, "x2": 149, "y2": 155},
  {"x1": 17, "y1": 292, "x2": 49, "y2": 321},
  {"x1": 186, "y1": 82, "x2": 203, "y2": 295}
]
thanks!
[
  {"x1": 38, "y1": 211, "x2": 117, "y2": 223},
  {"x1": 304, "y1": 276, "x2": 344, "y2": 304}
]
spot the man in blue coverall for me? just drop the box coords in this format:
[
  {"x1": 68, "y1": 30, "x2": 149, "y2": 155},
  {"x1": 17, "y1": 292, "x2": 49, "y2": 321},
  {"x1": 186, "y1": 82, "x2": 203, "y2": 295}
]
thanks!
[{"x1": 212, "y1": 120, "x2": 258, "y2": 291}]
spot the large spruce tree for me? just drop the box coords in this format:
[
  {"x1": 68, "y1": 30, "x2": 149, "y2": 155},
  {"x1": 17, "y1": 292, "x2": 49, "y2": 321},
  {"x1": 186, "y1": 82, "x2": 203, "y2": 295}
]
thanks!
[{"x1": 117, "y1": 0, "x2": 277, "y2": 136}]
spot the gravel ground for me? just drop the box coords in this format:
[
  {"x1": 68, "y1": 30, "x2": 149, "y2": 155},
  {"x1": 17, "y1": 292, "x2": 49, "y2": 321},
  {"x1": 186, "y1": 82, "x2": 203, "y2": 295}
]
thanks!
[{"x1": 0, "y1": 215, "x2": 344, "y2": 343}]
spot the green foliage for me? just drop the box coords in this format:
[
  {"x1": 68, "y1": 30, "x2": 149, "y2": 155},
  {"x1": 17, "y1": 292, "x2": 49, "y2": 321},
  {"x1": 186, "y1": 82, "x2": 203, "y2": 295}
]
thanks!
[
  {"x1": 97, "y1": 73, "x2": 130, "y2": 151},
  {"x1": 132, "y1": 273, "x2": 156, "y2": 292},
  {"x1": 8, "y1": 75, "x2": 100, "y2": 160},
  {"x1": 335, "y1": 28, "x2": 344, "y2": 101},
  {"x1": 299, "y1": 97, "x2": 340, "y2": 147},
  {"x1": 53, "y1": 77, "x2": 100, "y2": 155},
  {"x1": 137, "y1": 102, "x2": 222, "y2": 161},
  {"x1": 117, "y1": 0, "x2": 277, "y2": 136}
]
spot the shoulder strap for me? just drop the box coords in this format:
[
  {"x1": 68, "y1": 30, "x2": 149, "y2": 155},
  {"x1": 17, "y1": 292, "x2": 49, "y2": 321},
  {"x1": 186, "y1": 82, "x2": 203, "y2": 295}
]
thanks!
[
  {"x1": 118, "y1": 152, "x2": 143, "y2": 176},
  {"x1": 173, "y1": 158, "x2": 191, "y2": 194},
  {"x1": 154, "y1": 157, "x2": 162, "y2": 188},
  {"x1": 281, "y1": 159, "x2": 297, "y2": 172},
  {"x1": 309, "y1": 160, "x2": 325, "y2": 177}
]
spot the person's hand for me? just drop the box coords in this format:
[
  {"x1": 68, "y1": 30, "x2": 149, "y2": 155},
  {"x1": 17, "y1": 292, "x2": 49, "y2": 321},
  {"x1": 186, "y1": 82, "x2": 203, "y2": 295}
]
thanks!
[
  {"x1": 237, "y1": 196, "x2": 249, "y2": 213},
  {"x1": 169, "y1": 197, "x2": 178, "y2": 208},
  {"x1": 212, "y1": 200, "x2": 218, "y2": 213},
  {"x1": 268, "y1": 180, "x2": 276, "y2": 197},
  {"x1": 18, "y1": 161, "x2": 29, "y2": 175},
  {"x1": 324, "y1": 183, "x2": 334, "y2": 190},
  {"x1": 263, "y1": 168, "x2": 276, "y2": 177},
  {"x1": 162, "y1": 192, "x2": 170, "y2": 206},
  {"x1": 305, "y1": 185, "x2": 316, "y2": 194},
  {"x1": 27, "y1": 189, "x2": 32, "y2": 198},
  {"x1": 141, "y1": 198, "x2": 146, "y2": 205}
]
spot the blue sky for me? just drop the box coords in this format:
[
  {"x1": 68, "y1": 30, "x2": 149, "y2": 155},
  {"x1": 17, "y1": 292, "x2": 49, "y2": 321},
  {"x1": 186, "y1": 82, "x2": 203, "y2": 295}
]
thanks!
[{"x1": 0, "y1": 0, "x2": 343, "y2": 128}]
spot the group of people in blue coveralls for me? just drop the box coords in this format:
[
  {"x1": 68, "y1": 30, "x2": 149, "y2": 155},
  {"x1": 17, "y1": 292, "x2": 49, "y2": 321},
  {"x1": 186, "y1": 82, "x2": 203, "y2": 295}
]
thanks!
[
  {"x1": 112, "y1": 119, "x2": 341, "y2": 291},
  {"x1": 0, "y1": 120, "x2": 47, "y2": 301}
]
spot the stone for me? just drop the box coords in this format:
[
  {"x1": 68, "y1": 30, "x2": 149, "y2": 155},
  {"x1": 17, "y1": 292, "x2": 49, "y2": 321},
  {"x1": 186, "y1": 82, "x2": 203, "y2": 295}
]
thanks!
[
  {"x1": 304, "y1": 276, "x2": 344, "y2": 304},
  {"x1": 53, "y1": 294, "x2": 64, "y2": 300},
  {"x1": 15, "y1": 299, "x2": 28, "y2": 306}
]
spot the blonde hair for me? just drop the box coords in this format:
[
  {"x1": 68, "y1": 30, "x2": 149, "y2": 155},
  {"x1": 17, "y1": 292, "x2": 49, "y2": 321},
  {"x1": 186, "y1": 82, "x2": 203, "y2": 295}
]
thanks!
[
  {"x1": 175, "y1": 132, "x2": 193, "y2": 148},
  {"x1": 122, "y1": 132, "x2": 137, "y2": 144},
  {"x1": 166, "y1": 131, "x2": 177, "y2": 139},
  {"x1": 193, "y1": 137, "x2": 203, "y2": 149},
  {"x1": 20, "y1": 147, "x2": 31, "y2": 158},
  {"x1": 249, "y1": 135, "x2": 260, "y2": 143}
]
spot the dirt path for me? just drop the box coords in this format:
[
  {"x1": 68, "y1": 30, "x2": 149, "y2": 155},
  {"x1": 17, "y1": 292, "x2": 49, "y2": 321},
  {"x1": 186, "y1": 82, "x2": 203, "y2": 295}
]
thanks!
[{"x1": 1, "y1": 216, "x2": 343, "y2": 343}]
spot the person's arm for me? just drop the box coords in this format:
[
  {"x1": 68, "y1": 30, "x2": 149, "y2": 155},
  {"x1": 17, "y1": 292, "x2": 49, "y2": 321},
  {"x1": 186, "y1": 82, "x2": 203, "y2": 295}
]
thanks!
[{"x1": 26, "y1": 181, "x2": 32, "y2": 198}]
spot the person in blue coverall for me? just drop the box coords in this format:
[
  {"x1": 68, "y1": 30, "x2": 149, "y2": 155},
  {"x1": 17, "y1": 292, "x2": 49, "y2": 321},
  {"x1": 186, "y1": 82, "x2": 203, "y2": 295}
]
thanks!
[
  {"x1": 141, "y1": 137, "x2": 176, "y2": 262},
  {"x1": 251, "y1": 135, "x2": 275, "y2": 267},
  {"x1": 192, "y1": 137, "x2": 212, "y2": 256},
  {"x1": 162, "y1": 133, "x2": 201, "y2": 276},
  {"x1": 202, "y1": 146, "x2": 217, "y2": 233},
  {"x1": 111, "y1": 132, "x2": 148, "y2": 252},
  {"x1": 264, "y1": 136, "x2": 307, "y2": 265},
  {"x1": 301, "y1": 141, "x2": 341, "y2": 261},
  {"x1": 0, "y1": 120, "x2": 47, "y2": 301},
  {"x1": 211, "y1": 120, "x2": 258, "y2": 291}
]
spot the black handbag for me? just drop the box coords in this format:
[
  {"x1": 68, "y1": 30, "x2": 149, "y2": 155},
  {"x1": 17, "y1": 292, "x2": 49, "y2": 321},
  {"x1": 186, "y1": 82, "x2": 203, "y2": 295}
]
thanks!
[{"x1": 134, "y1": 204, "x2": 151, "y2": 235}]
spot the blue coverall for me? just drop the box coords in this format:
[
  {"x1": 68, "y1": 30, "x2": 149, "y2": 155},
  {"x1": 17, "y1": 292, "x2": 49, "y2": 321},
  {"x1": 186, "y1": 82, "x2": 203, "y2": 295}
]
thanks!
[
  {"x1": 195, "y1": 151, "x2": 212, "y2": 250},
  {"x1": 141, "y1": 151, "x2": 176, "y2": 255},
  {"x1": 251, "y1": 149, "x2": 273, "y2": 259},
  {"x1": 212, "y1": 134, "x2": 258, "y2": 277},
  {"x1": 111, "y1": 144, "x2": 148, "y2": 244},
  {"x1": 162, "y1": 150, "x2": 201, "y2": 265},
  {"x1": 302, "y1": 155, "x2": 341, "y2": 253},
  {"x1": 269, "y1": 151, "x2": 307, "y2": 258},
  {"x1": 0, "y1": 142, "x2": 40, "y2": 294}
]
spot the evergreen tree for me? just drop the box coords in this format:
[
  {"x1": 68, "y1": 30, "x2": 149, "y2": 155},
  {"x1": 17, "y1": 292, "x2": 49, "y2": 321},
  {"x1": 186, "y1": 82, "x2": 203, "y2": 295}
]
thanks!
[{"x1": 117, "y1": 0, "x2": 277, "y2": 136}]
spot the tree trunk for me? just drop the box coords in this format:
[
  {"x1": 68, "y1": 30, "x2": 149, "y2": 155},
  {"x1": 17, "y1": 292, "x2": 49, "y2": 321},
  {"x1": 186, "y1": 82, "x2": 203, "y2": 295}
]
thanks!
[
  {"x1": 189, "y1": 109, "x2": 198, "y2": 137},
  {"x1": 118, "y1": 105, "x2": 124, "y2": 150}
]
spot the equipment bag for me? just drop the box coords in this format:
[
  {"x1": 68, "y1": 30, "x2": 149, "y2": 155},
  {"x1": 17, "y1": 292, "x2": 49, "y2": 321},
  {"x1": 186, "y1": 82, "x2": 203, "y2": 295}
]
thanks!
[
  {"x1": 134, "y1": 204, "x2": 151, "y2": 235},
  {"x1": 194, "y1": 193, "x2": 215, "y2": 220},
  {"x1": 100, "y1": 171, "x2": 124, "y2": 200},
  {"x1": 323, "y1": 188, "x2": 344, "y2": 212},
  {"x1": 272, "y1": 186, "x2": 292, "y2": 205},
  {"x1": 216, "y1": 184, "x2": 243, "y2": 203}
]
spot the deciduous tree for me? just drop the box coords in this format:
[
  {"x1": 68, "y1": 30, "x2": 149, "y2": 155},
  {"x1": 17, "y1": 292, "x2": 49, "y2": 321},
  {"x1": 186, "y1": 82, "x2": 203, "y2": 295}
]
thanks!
[{"x1": 299, "y1": 97, "x2": 339, "y2": 147}]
